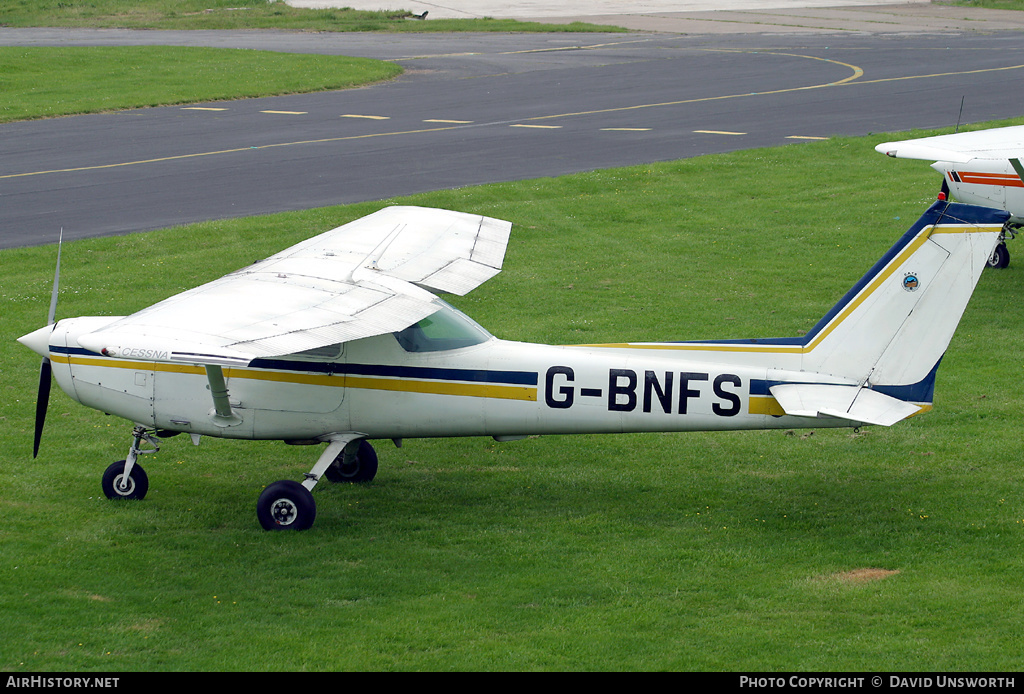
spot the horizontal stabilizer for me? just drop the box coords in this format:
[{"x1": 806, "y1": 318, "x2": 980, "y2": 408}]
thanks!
[{"x1": 769, "y1": 383, "x2": 924, "y2": 427}]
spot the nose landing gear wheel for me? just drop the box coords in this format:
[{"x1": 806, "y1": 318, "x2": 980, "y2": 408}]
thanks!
[
  {"x1": 988, "y1": 242, "x2": 1010, "y2": 269},
  {"x1": 101, "y1": 460, "x2": 149, "y2": 500},
  {"x1": 257, "y1": 480, "x2": 316, "y2": 531}
]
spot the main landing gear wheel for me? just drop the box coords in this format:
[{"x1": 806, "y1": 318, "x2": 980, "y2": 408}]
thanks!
[
  {"x1": 324, "y1": 440, "x2": 378, "y2": 483},
  {"x1": 988, "y1": 242, "x2": 1010, "y2": 269},
  {"x1": 101, "y1": 460, "x2": 149, "y2": 500},
  {"x1": 257, "y1": 480, "x2": 316, "y2": 531}
]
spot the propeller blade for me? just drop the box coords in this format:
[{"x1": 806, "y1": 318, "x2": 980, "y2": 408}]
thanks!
[
  {"x1": 33, "y1": 358, "x2": 52, "y2": 459},
  {"x1": 47, "y1": 229, "x2": 62, "y2": 325},
  {"x1": 32, "y1": 229, "x2": 62, "y2": 458}
]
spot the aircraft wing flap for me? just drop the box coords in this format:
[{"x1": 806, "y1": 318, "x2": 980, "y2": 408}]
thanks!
[
  {"x1": 769, "y1": 384, "x2": 923, "y2": 427},
  {"x1": 418, "y1": 256, "x2": 501, "y2": 296}
]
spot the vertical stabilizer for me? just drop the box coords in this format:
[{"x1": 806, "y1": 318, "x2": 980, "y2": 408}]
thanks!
[{"x1": 800, "y1": 201, "x2": 1006, "y2": 390}]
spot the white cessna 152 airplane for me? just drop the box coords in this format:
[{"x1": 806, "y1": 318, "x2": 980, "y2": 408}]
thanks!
[
  {"x1": 876, "y1": 124, "x2": 1024, "y2": 268},
  {"x1": 18, "y1": 201, "x2": 1007, "y2": 530}
]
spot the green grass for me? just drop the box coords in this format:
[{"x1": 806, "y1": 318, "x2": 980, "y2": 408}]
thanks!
[
  {"x1": 0, "y1": 0, "x2": 621, "y2": 32},
  {"x1": 0, "y1": 46, "x2": 403, "y2": 122},
  {"x1": 942, "y1": 0, "x2": 1024, "y2": 9},
  {"x1": 4, "y1": 119, "x2": 1024, "y2": 671}
]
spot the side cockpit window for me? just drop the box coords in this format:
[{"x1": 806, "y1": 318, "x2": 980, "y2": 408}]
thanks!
[
  {"x1": 289, "y1": 344, "x2": 342, "y2": 360},
  {"x1": 394, "y1": 301, "x2": 492, "y2": 353}
]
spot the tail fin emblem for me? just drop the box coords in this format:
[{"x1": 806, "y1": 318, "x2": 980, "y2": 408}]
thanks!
[{"x1": 902, "y1": 273, "x2": 920, "y2": 292}]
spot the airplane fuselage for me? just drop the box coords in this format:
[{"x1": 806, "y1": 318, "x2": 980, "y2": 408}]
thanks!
[
  {"x1": 933, "y1": 159, "x2": 1024, "y2": 222},
  {"x1": 46, "y1": 315, "x2": 855, "y2": 445}
]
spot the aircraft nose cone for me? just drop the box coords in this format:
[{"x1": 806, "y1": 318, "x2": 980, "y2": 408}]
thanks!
[{"x1": 18, "y1": 325, "x2": 54, "y2": 359}]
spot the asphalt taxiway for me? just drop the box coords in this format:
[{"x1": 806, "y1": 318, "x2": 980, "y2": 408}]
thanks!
[{"x1": 2, "y1": 2, "x2": 1023, "y2": 248}]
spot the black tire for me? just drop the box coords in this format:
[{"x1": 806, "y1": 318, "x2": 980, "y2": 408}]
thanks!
[
  {"x1": 988, "y1": 242, "x2": 1010, "y2": 269},
  {"x1": 101, "y1": 460, "x2": 149, "y2": 500},
  {"x1": 257, "y1": 480, "x2": 316, "y2": 531},
  {"x1": 324, "y1": 440, "x2": 378, "y2": 484}
]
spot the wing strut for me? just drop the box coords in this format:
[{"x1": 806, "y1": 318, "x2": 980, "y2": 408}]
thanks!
[
  {"x1": 1010, "y1": 158, "x2": 1024, "y2": 185},
  {"x1": 205, "y1": 365, "x2": 242, "y2": 427}
]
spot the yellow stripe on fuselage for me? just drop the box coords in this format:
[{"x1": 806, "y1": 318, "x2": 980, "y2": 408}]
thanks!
[
  {"x1": 51, "y1": 353, "x2": 207, "y2": 375},
  {"x1": 51, "y1": 354, "x2": 537, "y2": 402},
  {"x1": 748, "y1": 395, "x2": 786, "y2": 416}
]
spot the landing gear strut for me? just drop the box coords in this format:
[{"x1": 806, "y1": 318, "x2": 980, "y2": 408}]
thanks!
[
  {"x1": 256, "y1": 436, "x2": 377, "y2": 531},
  {"x1": 101, "y1": 425, "x2": 159, "y2": 500},
  {"x1": 987, "y1": 223, "x2": 1018, "y2": 269}
]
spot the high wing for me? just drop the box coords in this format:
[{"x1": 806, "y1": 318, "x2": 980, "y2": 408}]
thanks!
[
  {"x1": 77, "y1": 206, "x2": 512, "y2": 366},
  {"x1": 875, "y1": 124, "x2": 1024, "y2": 164}
]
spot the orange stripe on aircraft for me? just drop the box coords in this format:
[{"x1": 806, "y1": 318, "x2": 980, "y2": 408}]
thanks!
[{"x1": 950, "y1": 171, "x2": 1024, "y2": 188}]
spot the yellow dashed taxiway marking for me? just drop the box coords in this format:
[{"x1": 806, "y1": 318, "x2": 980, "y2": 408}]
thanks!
[{"x1": 11, "y1": 59, "x2": 1024, "y2": 183}]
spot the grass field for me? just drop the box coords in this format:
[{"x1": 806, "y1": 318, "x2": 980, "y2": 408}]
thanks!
[
  {"x1": 947, "y1": 0, "x2": 1024, "y2": 9},
  {"x1": 0, "y1": 46, "x2": 403, "y2": 123},
  {"x1": 4, "y1": 118, "x2": 1024, "y2": 671}
]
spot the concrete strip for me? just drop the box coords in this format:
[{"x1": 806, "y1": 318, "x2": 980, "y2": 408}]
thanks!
[
  {"x1": 285, "y1": 0, "x2": 928, "y2": 20},
  {"x1": 283, "y1": 1, "x2": 1024, "y2": 34}
]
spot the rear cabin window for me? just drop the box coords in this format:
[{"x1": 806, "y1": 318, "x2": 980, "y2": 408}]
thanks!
[{"x1": 394, "y1": 301, "x2": 492, "y2": 353}]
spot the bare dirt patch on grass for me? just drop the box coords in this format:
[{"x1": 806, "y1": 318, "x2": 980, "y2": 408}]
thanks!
[{"x1": 822, "y1": 568, "x2": 900, "y2": 584}]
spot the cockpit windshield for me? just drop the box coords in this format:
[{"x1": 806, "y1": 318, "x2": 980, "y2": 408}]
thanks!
[{"x1": 393, "y1": 300, "x2": 493, "y2": 353}]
